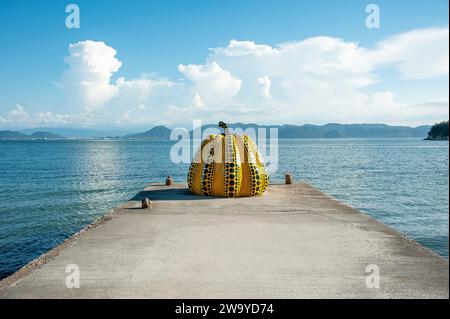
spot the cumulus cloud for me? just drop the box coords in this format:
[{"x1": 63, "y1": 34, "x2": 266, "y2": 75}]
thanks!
[
  {"x1": 257, "y1": 76, "x2": 272, "y2": 98},
  {"x1": 2, "y1": 27, "x2": 448, "y2": 128},
  {"x1": 178, "y1": 61, "x2": 241, "y2": 102},
  {"x1": 205, "y1": 28, "x2": 448, "y2": 124},
  {"x1": 368, "y1": 28, "x2": 449, "y2": 79},
  {"x1": 192, "y1": 93, "x2": 206, "y2": 109},
  {"x1": 212, "y1": 39, "x2": 278, "y2": 57},
  {"x1": 62, "y1": 40, "x2": 122, "y2": 109},
  {"x1": 0, "y1": 104, "x2": 95, "y2": 128},
  {"x1": 60, "y1": 40, "x2": 175, "y2": 116},
  {"x1": 208, "y1": 36, "x2": 379, "y2": 120},
  {"x1": 7, "y1": 104, "x2": 28, "y2": 121}
]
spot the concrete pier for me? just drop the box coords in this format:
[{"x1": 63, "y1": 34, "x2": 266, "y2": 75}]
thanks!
[{"x1": 0, "y1": 182, "x2": 448, "y2": 298}]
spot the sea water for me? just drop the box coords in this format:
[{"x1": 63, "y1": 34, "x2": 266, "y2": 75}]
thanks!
[{"x1": 0, "y1": 138, "x2": 448, "y2": 278}]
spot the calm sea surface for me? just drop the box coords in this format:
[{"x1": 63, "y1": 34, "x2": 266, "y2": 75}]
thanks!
[{"x1": 0, "y1": 138, "x2": 448, "y2": 278}]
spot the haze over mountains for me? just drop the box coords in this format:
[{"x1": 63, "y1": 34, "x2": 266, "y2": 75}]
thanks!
[
  {"x1": 0, "y1": 123, "x2": 435, "y2": 140},
  {"x1": 0, "y1": 131, "x2": 64, "y2": 139},
  {"x1": 20, "y1": 127, "x2": 132, "y2": 139}
]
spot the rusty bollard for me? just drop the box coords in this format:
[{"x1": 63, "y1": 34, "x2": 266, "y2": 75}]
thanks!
[
  {"x1": 166, "y1": 175, "x2": 173, "y2": 186},
  {"x1": 141, "y1": 197, "x2": 152, "y2": 209},
  {"x1": 285, "y1": 173, "x2": 293, "y2": 185}
]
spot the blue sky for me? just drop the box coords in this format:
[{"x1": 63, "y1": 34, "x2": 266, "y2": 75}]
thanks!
[{"x1": 0, "y1": 0, "x2": 448, "y2": 129}]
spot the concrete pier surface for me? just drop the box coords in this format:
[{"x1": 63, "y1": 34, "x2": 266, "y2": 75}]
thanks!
[{"x1": 0, "y1": 182, "x2": 448, "y2": 298}]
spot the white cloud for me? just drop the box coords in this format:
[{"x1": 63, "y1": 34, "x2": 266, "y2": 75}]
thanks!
[
  {"x1": 2, "y1": 28, "x2": 448, "y2": 128},
  {"x1": 212, "y1": 39, "x2": 278, "y2": 57},
  {"x1": 61, "y1": 41, "x2": 175, "y2": 114},
  {"x1": 208, "y1": 36, "x2": 379, "y2": 121},
  {"x1": 204, "y1": 28, "x2": 448, "y2": 124},
  {"x1": 62, "y1": 40, "x2": 122, "y2": 108},
  {"x1": 393, "y1": 100, "x2": 449, "y2": 125},
  {"x1": 7, "y1": 104, "x2": 28, "y2": 121},
  {"x1": 368, "y1": 28, "x2": 449, "y2": 79},
  {"x1": 193, "y1": 93, "x2": 206, "y2": 109},
  {"x1": 257, "y1": 76, "x2": 272, "y2": 98},
  {"x1": 0, "y1": 104, "x2": 95, "y2": 128},
  {"x1": 178, "y1": 61, "x2": 241, "y2": 102}
]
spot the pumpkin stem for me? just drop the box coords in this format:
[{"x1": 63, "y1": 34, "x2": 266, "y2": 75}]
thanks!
[{"x1": 218, "y1": 121, "x2": 229, "y2": 134}]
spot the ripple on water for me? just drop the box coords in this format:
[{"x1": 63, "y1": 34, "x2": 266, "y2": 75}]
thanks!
[{"x1": 0, "y1": 138, "x2": 448, "y2": 278}]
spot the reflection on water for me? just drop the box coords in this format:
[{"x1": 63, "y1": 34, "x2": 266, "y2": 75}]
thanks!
[{"x1": 0, "y1": 138, "x2": 448, "y2": 278}]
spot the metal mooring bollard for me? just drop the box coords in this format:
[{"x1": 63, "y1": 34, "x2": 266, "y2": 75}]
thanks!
[
  {"x1": 141, "y1": 198, "x2": 152, "y2": 209},
  {"x1": 166, "y1": 176, "x2": 173, "y2": 186},
  {"x1": 285, "y1": 173, "x2": 293, "y2": 185}
]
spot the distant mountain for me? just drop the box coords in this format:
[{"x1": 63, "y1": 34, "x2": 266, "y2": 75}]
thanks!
[
  {"x1": 123, "y1": 125, "x2": 172, "y2": 139},
  {"x1": 0, "y1": 130, "x2": 64, "y2": 139},
  {"x1": 20, "y1": 127, "x2": 133, "y2": 139},
  {"x1": 0, "y1": 130, "x2": 28, "y2": 139},
  {"x1": 29, "y1": 131, "x2": 64, "y2": 139},
  {"x1": 3, "y1": 123, "x2": 433, "y2": 140},
  {"x1": 278, "y1": 123, "x2": 430, "y2": 138},
  {"x1": 188, "y1": 123, "x2": 431, "y2": 139},
  {"x1": 425, "y1": 121, "x2": 449, "y2": 140}
]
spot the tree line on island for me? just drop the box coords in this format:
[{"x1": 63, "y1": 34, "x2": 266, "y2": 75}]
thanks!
[
  {"x1": 425, "y1": 121, "x2": 449, "y2": 140},
  {"x1": 1, "y1": 122, "x2": 448, "y2": 140}
]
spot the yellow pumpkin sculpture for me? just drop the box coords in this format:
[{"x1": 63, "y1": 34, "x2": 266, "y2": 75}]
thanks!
[{"x1": 187, "y1": 122, "x2": 269, "y2": 197}]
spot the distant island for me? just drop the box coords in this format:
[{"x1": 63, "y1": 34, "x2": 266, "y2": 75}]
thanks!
[
  {"x1": 425, "y1": 121, "x2": 449, "y2": 140},
  {"x1": 123, "y1": 125, "x2": 171, "y2": 139},
  {"x1": 0, "y1": 123, "x2": 437, "y2": 140},
  {"x1": 122, "y1": 123, "x2": 431, "y2": 140},
  {"x1": 0, "y1": 130, "x2": 64, "y2": 140}
]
